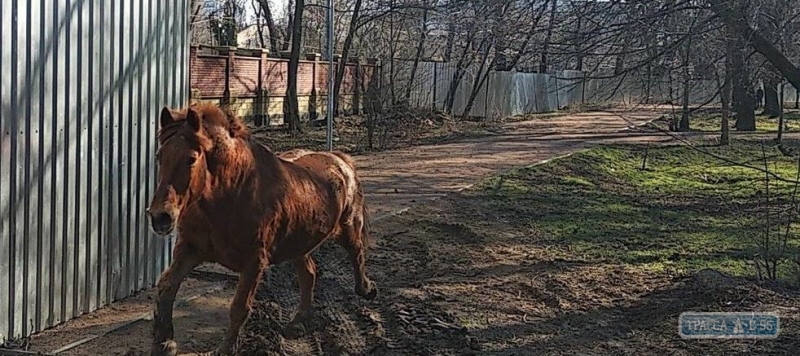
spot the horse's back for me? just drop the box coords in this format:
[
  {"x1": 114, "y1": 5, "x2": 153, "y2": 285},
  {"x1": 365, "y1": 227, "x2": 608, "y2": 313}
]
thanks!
[
  {"x1": 279, "y1": 149, "x2": 363, "y2": 224},
  {"x1": 278, "y1": 149, "x2": 358, "y2": 182}
]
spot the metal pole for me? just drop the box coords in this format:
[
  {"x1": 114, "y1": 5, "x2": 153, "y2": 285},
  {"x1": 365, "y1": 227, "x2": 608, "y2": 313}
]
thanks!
[{"x1": 326, "y1": 0, "x2": 335, "y2": 151}]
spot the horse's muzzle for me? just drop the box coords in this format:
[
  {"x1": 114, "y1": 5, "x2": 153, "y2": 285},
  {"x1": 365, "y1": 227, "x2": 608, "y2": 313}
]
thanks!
[{"x1": 148, "y1": 210, "x2": 176, "y2": 236}]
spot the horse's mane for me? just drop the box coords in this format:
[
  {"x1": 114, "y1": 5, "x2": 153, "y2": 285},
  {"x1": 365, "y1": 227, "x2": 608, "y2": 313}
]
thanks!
[{"x1": 158, "y1": 103, "x2": 251, "y2": 147}]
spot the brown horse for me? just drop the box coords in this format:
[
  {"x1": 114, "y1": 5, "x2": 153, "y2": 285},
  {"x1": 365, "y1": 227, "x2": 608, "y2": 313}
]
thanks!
[{"x1": 146, "y1": 103, "x2": 377, "y2": 355}]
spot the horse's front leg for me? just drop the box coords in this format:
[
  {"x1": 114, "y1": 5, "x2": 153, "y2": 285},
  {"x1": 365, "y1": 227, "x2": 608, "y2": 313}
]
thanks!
[
  {"x1": 151, "y1": 244, "x2": 202, "y2": 356},
  {"x1": 217, "y1": 262, "x2": 266, "y2": 355}
]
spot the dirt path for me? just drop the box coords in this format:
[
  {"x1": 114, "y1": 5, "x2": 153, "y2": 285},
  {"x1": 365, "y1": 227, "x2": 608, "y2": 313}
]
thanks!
[
  {"x1": 359, "y1": 109, "x2": 672, "y2": 219},
  {"x1": 26, "y1": 109, "x2": 673, "y2": 355}
]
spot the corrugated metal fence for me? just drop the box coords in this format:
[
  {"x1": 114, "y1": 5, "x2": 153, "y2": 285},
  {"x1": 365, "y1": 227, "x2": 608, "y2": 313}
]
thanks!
[
  {"x1": 400, "y1": 61, "x2": 587, "y2": 118},
  {"x1": 1, "y1": 0, "x2": 189, "y2": 342}
]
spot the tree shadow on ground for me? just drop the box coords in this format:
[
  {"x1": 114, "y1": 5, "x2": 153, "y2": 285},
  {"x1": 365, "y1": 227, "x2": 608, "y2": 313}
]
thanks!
[{"x1": 477, "y1": 275, "x2": 800, "y2": 355}]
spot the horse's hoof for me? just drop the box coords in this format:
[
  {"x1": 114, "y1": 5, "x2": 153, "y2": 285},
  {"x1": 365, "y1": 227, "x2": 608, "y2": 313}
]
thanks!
[
  {"x1": 364, "y1": 285, "x2": 378, "y2": 300},
  {"x1": 151, "y1": 340, "x2": 178, "y2": 356},
  {"x1": 357, "y1": 281, "x2": 378, "y2": 300},
  {"x1": 283, "y1": 320, "x2": 307, "y2": 339}
]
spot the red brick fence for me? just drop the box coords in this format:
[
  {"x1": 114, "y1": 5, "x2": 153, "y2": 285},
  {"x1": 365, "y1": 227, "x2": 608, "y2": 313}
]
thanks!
[{"x1": 189, "y1": 45, "x2": 381, "y2": 126}]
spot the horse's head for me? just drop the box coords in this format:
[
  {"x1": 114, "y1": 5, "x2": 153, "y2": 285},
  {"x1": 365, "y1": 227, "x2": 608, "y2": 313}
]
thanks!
[
  {"x1": 145, "y1": 106, "x2": 209, "y2": 235},
  {"x1": 146, "y1": 104, "x2": 246, "y2": 235}
]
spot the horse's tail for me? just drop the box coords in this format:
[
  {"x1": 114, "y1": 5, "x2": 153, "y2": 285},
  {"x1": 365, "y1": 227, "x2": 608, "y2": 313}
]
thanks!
[{"x1": 360, "y1": 194, "x2": 373, "y2": 247}]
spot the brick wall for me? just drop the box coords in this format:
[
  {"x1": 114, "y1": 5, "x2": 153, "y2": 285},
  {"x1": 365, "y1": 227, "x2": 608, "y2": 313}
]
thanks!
[{"x1": 189, "y1": 45, "x2": 381, "y2": 126}]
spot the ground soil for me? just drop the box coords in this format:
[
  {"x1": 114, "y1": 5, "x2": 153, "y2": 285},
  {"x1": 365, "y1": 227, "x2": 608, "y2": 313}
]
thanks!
[{"x1": 24, "y1": 108, "x2": 799, "y2": 355}]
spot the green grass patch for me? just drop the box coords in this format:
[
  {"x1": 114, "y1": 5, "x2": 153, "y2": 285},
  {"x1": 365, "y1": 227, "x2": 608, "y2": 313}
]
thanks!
[
  {"x1": 656, "y1": 112, "x2": 800, "y2": 133},
  {"x1": 468, "y1": 141, "x2": 800, "y2": 282}
]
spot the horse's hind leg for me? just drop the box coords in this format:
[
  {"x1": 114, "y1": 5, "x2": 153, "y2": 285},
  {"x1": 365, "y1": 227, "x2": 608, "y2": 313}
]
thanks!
[
  {"x1": 285, "y1": 255, "x2": 317, "y2": 338},
  {"x1": 151, "y1": 244, "x2": 201, "y2": 356},
  {"x1": 336, "y1": 222, "x2": 377, "y2": 300}
]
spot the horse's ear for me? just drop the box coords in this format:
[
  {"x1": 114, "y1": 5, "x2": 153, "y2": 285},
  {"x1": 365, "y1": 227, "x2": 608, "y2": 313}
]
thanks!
[
  {"x1": 159, "y1": 107, "x2": 176, "y2": 128},
  {"x1": 186, "y1": 108, "x2": 202, "y2": 133}
]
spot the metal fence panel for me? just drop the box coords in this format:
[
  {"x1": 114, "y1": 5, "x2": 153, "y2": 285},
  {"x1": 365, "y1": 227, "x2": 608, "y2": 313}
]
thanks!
[
  {"x1": 0, "y1": 0, "x2": 9, "y2": 342},
  {"x1": 0, "y1": 0, "x2": 188, "y2": 342},
  {"x1": 401, "y1": 61, "x2": 594, "y2": 118}
]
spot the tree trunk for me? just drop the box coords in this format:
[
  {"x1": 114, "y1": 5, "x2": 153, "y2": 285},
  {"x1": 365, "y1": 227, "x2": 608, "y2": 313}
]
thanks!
[
  {"x1": 795, "y1": 90, "x2": 799, "y2": 109},
  {"x1": 763, "y1": 70, "x2": 782, "y2": 117},
  {"x1": 678, "y1": 31, "x2": 693, "y2": 131},
  {"x1": 720, "y1": 35, "x2": 733, "y2": 145},
  {"x1": 444, "y1": 33, "x2": 479, "y2": 114},
  {"x1": 404, "y1": 5, "x2": 429, "y2": 102},
  {"x1": 721, "y1": 82, "x2": 731, "y2": 145},
  {"x1": 731, "y1": 34, "x2": 756, "y2": 131},
  {"x1": 256, "y1": 0, "x2": 281, "y2": 55},
  {"x1": 333, "y1": 0, "x2": 363, "y2": 115},
  {"x1": 285, "y1": 0, "x2": 305, "y2": 134},
  {"x1": 614, "y1": 41, "x2": 628, "y2": 76},
  {"x1": 667, "y1": 57, "x2": 675, "y2": 105},
  {"x1": 645, "y1": 61, "x2": 652, "y2": 104},
  {"x1": 252, "y1": 2, "x2": 266, "y2": 49},
  {"x1": 363, "y1": 64, "x2": 381, "y2": 149},
  {"x1": 444, "y1": 22, "x2": 455, "y2": 62},
  {"x1": 777, "y1": 83, "x2": 785, "y2": 142},
  {"x1": 574, "y1": 13, "x2": 583, "y2": 71},
  {"x1": 494, "y1": 41, "x2": 509, "y2": 72},
  {"x1": 712, "y1": 0, "x2": 758, "y2": 132},
  {"x1": 709, "y1": 0, "x2": 800, "y2": 90},
  {"x1": 388, "y1": 0, "x2": 399, "y2": 103},
  {"x1": 539, "y1": 0, "x2": 557, "y2": 73},
  {"x1": 283, "y1": 0, "x2": 295, "y2": 51},
  {"x1": 461, "y1": 46, "x2": 494, "y2": 118},
  {"x1": 763, "y1": 79, "x2": 780, "y2": 117}
]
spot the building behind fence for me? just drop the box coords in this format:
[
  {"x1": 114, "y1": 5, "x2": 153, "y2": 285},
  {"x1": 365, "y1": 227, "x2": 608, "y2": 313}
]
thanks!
[
  {"x1": 189, "y1": 46, "x2": 381, "y2": 125},
  {"x1": 1, "y1": 0, "x2": 189, "y2": 342}
]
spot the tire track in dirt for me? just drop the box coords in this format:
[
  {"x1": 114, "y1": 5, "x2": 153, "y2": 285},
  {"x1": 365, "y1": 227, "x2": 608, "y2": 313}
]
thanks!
[
  {"x1": 239, "y1": 243, "x2": 380, "y2": 355},
  {"x1": 239, "y1": 232, "x2": 477, "y2": 356}
]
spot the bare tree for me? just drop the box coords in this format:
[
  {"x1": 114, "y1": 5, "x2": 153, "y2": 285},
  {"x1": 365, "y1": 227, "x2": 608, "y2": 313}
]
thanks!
[
  {"x1": 403, "y1": 1, "x2": 430, "y2": 103},
  {"x1": 208, "y1": 0, "x2": 246, "y2": 46},
  {"x1": 333, "y1": 0, "x2": 365, "y2": 115},
  {"x1": 709, "y1": 0, "x2": 800, "y2": 91},
  {"x1": 678, "y1": 11, "x2": 700, "y2": 131},
  {"x1": 255, "y1": 0, "x2": 282, "y2": 55},
  {"x1": 539, "y1": 0, "x2": 557, "y2": 73},
  {"x1": 285, "y1": 0, "x2": 305, "y2": 134},
  {"x1": 460, "y1": 1, "x2": 551, "y2": 118},
  {"x1": 284, "y1": 0, "x2": 295, "y2": 51}
]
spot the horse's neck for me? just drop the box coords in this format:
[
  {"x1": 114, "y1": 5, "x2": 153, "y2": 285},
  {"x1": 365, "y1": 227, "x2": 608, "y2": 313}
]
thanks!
[
  {"x1": 206, "y1": 140, "x2": 280, "y2": 196},
  {"x1": 208, "y1": 141, "x2": 257, "y2": 188}
]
